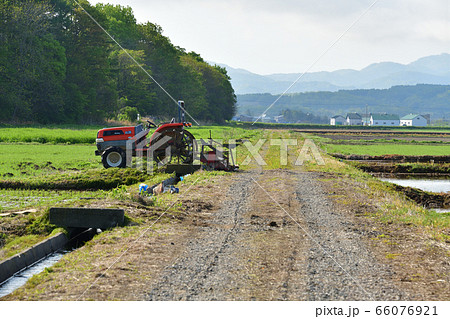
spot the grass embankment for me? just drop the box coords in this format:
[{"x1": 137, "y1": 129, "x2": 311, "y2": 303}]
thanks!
[
  {"x1": 305, "y1": 129, "x2": 449, "y2": 240},
  {"x1": 0, "y1": 168, "x2": 216, "y2": 263},
  {"x1": 304, "y1": 153, "x2": 449, "y2": 242},
  {"x1": 352, "y1": 162, "x2": 450, "y2": 175}
]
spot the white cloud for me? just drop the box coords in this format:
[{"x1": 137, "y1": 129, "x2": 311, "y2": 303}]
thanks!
[{"x1": 91, "y1": 0, "x2": 450, "y2": 74}]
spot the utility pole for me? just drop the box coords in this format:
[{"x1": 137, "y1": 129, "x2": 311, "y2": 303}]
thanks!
[{"x1": 365, "y1": 104, "x2": 368, "y2": 126}]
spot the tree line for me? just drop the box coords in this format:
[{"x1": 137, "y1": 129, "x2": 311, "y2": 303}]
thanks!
[
  {"x1": 237, "y1": 84, "x2": 450, "y2": 121},
  {"x1": 0, "y1": 0, "x2": 236, "y2": 124}
]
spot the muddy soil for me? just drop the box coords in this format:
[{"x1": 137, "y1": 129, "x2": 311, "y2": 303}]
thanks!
[
  {"x1": 352, "y1": 162, "x2": 450, "y2": 176},
  {"x1": 392, "y1": 185, "x2": 450, "y2": 209}
]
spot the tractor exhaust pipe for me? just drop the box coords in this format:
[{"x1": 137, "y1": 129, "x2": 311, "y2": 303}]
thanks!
[{"x1": 178, "y1": 100, "x2": 185, "y2": 123}]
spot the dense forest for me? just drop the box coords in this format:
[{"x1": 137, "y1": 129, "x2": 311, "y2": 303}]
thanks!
[
  {"x1": 0, "y1": 0, "x2": 236, "y2": 124},
  {"x1": 238, "y1": 84, "x2": 450, "y2": 121}
]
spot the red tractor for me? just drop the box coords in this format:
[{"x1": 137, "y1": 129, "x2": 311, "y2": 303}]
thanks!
[{"x1": 95, "y1": 101, "x2": 196, "y2": 168}]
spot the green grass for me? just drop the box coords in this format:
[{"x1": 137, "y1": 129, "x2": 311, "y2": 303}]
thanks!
[
  {"x1": 0, "y1": 127, "x2": 100, "y2": 144},
  {"x1": 304, "y1": 154, "x2": 449, "y2": 241},
  {"x1": 0, "y1": 189, "x2": 106, "y2": 212},
  {"x1": 0, "y1": 144, "x2": 100, "y2": 179},
  {"x1": 2, "y1": 235, "x2": 44, "y2": 258},
  {"x1": 323, "y1": 143, "x2": 450, "y2": 156},
  {"x1": 188, "y1": 125, "x2": 261, "y2": 140},
  {"x1": 0, "y1": 124, "x2": 262, "y2": 145}
]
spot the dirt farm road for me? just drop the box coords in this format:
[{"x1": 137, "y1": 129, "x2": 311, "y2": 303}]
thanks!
[
  {"x1": 3, "y1": 168, "x2": 448, "y2": 301},
  {"x1": 146, "y1": 170, "x2": 412, "y2": 301}
]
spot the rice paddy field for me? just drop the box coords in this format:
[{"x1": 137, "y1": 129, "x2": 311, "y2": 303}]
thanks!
[
  {"x1": 310, "y1": 128, "x2": 450, "y2": 156},
  {"x1": 323, "y1": 143, "x2": 450, "y2": 156},
  {"x1": 0, "y1": 124, "x2": 264, "y2": 211},
  {"x1": 0, "y1": 144, "x2": 99, "y2": 180}
]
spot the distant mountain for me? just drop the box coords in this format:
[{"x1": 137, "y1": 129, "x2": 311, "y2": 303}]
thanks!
[
  {"x1": 215, "y1": 53, "x2": 450, "y2": 94},
  {"x1": 236, "y1": 84, "x2": 450, "y2": 120}
]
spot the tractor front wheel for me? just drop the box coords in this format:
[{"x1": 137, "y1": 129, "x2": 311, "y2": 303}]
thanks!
[{"x1": 102, "y1": 147, "x2": 126, "y2": 168}]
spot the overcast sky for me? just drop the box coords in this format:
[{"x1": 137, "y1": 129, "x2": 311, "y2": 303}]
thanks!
[{"x1": 92, "y1": 0, "x2": 449, "y2": 74}]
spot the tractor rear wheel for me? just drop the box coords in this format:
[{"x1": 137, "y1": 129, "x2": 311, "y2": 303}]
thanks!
[
  {"x1": 102, "y1": 147, "x2": 126, "y2": 168},
  {"x1": 151, "y1": 129, "x2": 197, "y2": 166},
  {"x1": 177, "y1": 130, "x2": 196, "y2": 164}
]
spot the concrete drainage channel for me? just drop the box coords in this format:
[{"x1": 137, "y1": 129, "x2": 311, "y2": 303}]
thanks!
[
  {"x1": 0, "y1": 173, "x2": 182, "y2": 298},
  {"x1": 0, "y1": 208, "x2": 125, "y2": 298}
]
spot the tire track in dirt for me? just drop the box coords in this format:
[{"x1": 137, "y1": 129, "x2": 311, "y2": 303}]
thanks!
[
  {"x1": 296, "y1": 171, "x2": 411, "y2": 300},
  {"x1": 147, "y1": 171, "x2": 256, "y2": 300},
  {"x1": 146, "y1": 168, "x2": 311, "y2": 300}
]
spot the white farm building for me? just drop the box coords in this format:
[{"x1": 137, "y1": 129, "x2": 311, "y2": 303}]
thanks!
[
  {"x1": 370, "y1": 113, "x2": 400, "y2": 126},
  {"x1": 400, "y1": 114, "x2": 428, "y2": 127},
  {"x1": 330, "y1": 115, "x2": 345, "y2": 125},
  {"x1": 346, "y1": 113, "x2": 363, "y2": 126}
]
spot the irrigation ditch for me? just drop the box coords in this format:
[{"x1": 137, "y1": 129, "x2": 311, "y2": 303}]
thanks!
[
  {"x1": 0, "y1": 228, "x2": 97, "y2": 298},
  {"x1": 0, "y1": 173, "x2": 185, "y2": 298}
]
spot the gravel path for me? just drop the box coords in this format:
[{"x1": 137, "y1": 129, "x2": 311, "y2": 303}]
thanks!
[
  {"x1": 296, "y1": 172, "x2": 410, "y2": 301},
  {"x1": 146, "y1": 170, "x2": 410, "y2": 300},
  {"x1": 147, "y1": 171, "x2": 257, "y2": 300}
]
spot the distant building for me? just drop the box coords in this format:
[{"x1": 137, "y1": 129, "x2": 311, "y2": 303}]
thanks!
[
  {"x1": 274, "y1": 115, "x2": 287, "y2": 123},
  {"x1": 361, "y1": 116, "x2": 371, "y2": 126},
  {"x1": 370, "y1": 113, "x2": 400, "y2": 126},
  {"x1": 238, "y1": 114, "x2": 255, "y2": 122},
  {"x1": 262, "y1": 115, "x2": 273, "y2": 123},
  {"x1": 346, "y1": 113, "x2": 363, "y2": 126},
  {"x1": 400, "y1": 114, "x2": 428, "y2": 127},
  {"x1": 330, "y1": 115, "x2": 345, "y2": 125},
  {"x1": 421, "y1": 114, "x2": 431, "y2": 125}
]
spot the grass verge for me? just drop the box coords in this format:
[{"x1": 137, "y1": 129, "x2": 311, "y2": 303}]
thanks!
[{"x1": 304, "y1": 154, "x2": 449, "y2": 242}]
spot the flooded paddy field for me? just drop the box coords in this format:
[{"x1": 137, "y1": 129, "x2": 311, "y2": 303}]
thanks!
[
  {"x1": 317, "y1": 128, "x2": 450, "y2": 213},
  {"x1": 379, "y1": 178, "x2": 450, "y2": 194}
]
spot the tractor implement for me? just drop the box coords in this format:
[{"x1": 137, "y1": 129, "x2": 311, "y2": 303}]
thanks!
[{"x1": 199, "y1": 136, "x2": 239, "y2": 172}]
